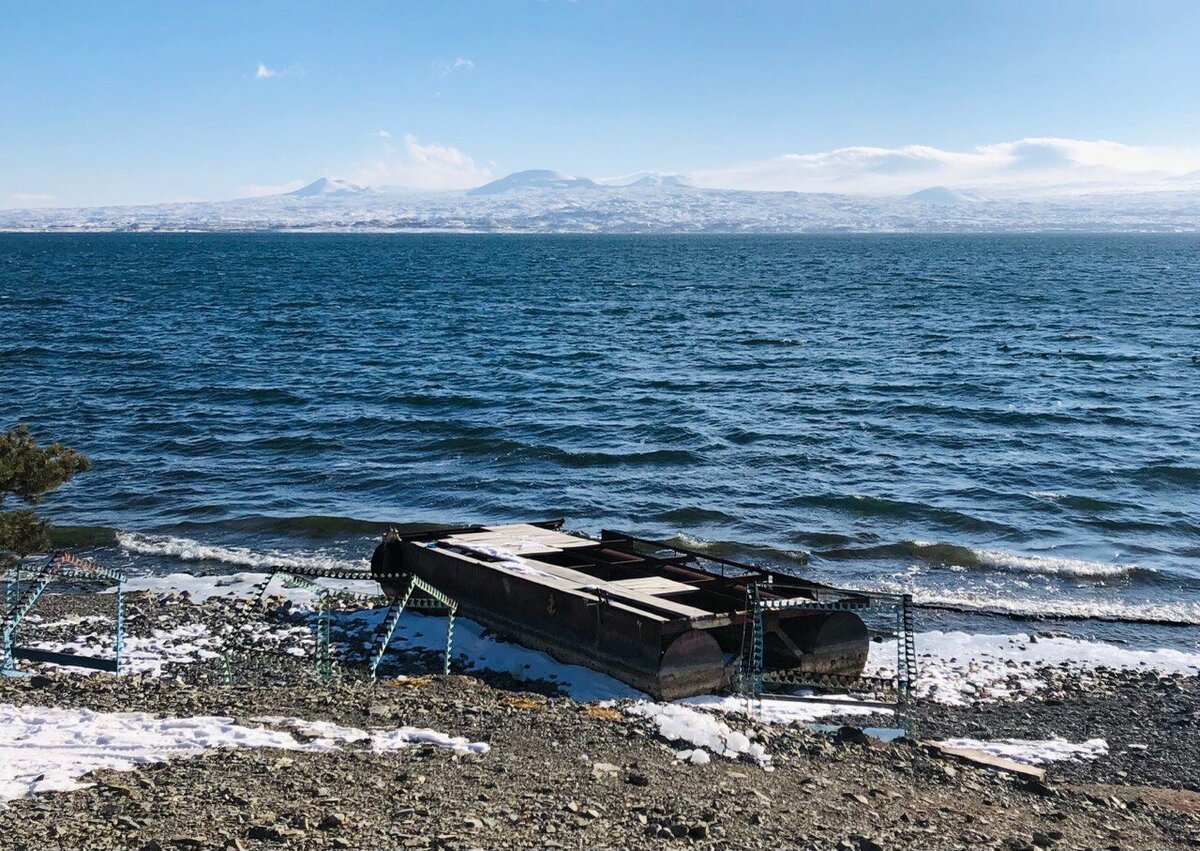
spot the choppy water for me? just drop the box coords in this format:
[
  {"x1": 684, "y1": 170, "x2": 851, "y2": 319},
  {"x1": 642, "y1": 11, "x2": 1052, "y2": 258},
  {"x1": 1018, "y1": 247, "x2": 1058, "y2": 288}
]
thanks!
[{"x1": 2, "y1": 234, "x2": 1198, "y2": 644}]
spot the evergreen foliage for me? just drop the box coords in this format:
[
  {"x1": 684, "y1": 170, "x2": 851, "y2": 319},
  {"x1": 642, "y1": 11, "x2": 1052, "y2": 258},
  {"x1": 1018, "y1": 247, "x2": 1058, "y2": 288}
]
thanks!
[{"x1": 0, "y1": 425, "x2": 90, "y2": 565}]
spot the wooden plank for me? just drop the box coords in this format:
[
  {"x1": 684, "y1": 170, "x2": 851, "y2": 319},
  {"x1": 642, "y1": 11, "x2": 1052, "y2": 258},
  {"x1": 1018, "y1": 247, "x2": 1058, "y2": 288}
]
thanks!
[
  {"x1": 439, "y1": 548, "x2": 672, "y2": 623},
  {"x1": 438, "y1": 545, "x2": 694, "y2": 620},
  {"x1": 608, "y1": 576, "x2": 697, "y2": 596},
  {"x1": 924, "y1": 742, "x2": 1047, "y2": 782},
  {"x1": 480, "y1": 524, "x2": 597, "y2": 549},
  {"x1": 443, "y1": 533, "x2": 561, "y2": 556},
  {"x1": 586, "y1": 584, "x2": 711, "y2": 618}
]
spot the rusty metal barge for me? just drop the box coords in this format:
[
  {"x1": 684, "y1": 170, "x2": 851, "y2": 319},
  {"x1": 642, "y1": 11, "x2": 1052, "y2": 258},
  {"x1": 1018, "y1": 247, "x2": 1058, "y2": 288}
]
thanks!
[{"x1": 372, "y1": 520, "x2": 913, "y2": 701}]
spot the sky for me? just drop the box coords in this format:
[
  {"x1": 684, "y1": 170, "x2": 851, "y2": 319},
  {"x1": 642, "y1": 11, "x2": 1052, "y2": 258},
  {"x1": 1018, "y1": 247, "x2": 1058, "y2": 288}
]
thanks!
[{"x1": 2, "y1": 0, "x2": 1199, "y2": 207}]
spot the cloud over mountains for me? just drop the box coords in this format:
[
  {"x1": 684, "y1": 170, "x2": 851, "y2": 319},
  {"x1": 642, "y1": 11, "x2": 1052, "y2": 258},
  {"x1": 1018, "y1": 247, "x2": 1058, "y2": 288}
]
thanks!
[
  {"x1": 691, "y1": 138, "x2": 1200, "y2": 196},
  {"x1": 331, "y1": 135, "x2": 1200, "y2": 197},
  {"x1": 348, "y1": 134, "x2": 493, "y2": 191}
]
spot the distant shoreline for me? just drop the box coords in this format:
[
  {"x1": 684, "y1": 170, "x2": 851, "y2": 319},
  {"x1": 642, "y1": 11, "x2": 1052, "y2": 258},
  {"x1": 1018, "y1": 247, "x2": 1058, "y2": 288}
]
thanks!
[{"x1": 2, "y1": 227, "x2": 1198, "y2": 235}]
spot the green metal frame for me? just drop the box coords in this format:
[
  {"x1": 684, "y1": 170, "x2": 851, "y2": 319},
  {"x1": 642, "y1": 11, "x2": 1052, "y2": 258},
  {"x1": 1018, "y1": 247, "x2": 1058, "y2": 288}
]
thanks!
[
  {"x1": 218, "y1": 570, "x2": 338, "y2": 683},
  {"x1": 369, "y1": 573, "x2": 458, "y2": 681},
  {"x1": 2, "y1": 552, "x2": 126, "y2": 676},
  {"x1": 221, "y1": 570, "x2": 458, "y2": 686},
  {"x1": 737, "y1": 583, "x2": 918, "y2": 733}
]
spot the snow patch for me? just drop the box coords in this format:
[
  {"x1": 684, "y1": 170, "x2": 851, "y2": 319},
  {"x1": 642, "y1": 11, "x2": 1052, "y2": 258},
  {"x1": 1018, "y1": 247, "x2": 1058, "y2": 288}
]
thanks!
[
  {"x1": 253, "y1": 716, "x2": 489, "y2": 754},
  {"x1": 627, "y1": 702, "x2": 769, "y2": 766},
  {"x1": 935, "y1": 736, "x2": 1109, "y2": 766},
  {"x1": 0, "y1": 703, "x2": 318, "y2": 802},
  {"x1": 27, "y1": 623, "x2": 221, "y2": 677},
  {"x1": 680, "y1": 694, "x2": 888, "y2": 724},
  {"x1": 870, "y1": 630, "x2": 1200, "y2": 706},
  {"x1": 118, "y1": 569, "x2": 378, "y2": 605},
  {"x1": 0, "y1": 703, "x2": 492, "y2": 803}
]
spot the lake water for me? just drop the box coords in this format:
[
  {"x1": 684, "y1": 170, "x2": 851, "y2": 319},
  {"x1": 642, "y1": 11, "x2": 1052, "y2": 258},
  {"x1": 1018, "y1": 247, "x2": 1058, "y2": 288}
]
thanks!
[{"x1": 2, "y1": 233, "x2": 1197, "y2": 647}]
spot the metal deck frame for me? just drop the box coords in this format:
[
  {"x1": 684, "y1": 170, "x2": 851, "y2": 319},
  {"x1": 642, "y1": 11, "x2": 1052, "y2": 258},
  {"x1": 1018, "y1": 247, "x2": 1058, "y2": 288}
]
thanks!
[
  {"x1": 369, "y1": 573, "x2": 457, "y2": 681},
  {"x1": 221, "y1": 568, "x2": 458, "y2": 685},
  {"x1": 738, "y1": 580, "x2": 918, "y2": 732}
]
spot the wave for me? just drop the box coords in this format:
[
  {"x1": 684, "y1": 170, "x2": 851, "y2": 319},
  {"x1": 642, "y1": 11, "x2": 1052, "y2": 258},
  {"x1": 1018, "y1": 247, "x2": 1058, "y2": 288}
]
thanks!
[
  {"x1": 116, "y1": 532, "x2": 368, "y2": 574},
  {"x1": 783, "y1": 493, "x2": 1017, "y2": 535},
  {"x1": 817, "y1": 539, "x2": 1148, "y2": 579},
  {"x1": 648, "y1": 507, "x2": 742, "y2": 525},
  {"x1": 47, "y1": 525, "x2": 120, "y2": 548},
  {"x1": 904, "y1": 589, "x2": 1200, "y2": 627},
  {"x1": 419, "y1": 435, "x2": 701, "y2": 468},
  {"x1": 667, "y1": 533, "x2": 811, "y2": 567},
  {"x1": 1130, "y1": 463, "x2": 1200, "y2": 486},
  {"x1": 175, "y1": 514, "x2": 431, "y2": 539}
]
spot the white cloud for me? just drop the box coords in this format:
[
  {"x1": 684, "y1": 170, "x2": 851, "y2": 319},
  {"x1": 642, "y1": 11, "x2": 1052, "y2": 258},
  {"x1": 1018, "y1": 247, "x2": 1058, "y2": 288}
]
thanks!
[
  {"x1": 372, "y1": 130, "x2": 392, "y2": 139},
  {"x1": 435, "y1": 57, "x2": 475, "y2": 77},
  {"x1": 254, "y1": 62, "x2": 302, "y2": 80},
  {"x1": 348, "y1": 134, "x2": 492, "y2": 191},
  {"x1": 690, "y1": 138, "x2": 1200, "y2": 196},
  {"x1": 237, "y1": 179, "x2": 306, "y2": 198}
]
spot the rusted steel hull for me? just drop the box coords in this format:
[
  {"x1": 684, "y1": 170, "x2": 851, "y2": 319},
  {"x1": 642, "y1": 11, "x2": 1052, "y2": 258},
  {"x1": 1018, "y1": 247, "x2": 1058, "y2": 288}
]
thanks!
[{"x1": 371, "y1": 522, "x2": 870, "y2": 700}]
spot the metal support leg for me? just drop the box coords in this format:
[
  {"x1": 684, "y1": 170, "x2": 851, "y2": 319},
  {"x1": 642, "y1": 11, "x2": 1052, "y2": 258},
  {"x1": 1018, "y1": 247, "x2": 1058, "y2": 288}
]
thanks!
[
  {"x1": 114, "y1": 578, "x2": 125, "y2": 675},
  {"x1": 2, "y1": 568, "x2": 17, "y2": 672},
  {"x1": 896, "y1": 593, "x2": 918, "y2": 736},
  {"x1": 370, "y1": 577, "x2": 416, "y2": 681},
  {"x1": 443, "y1": 604, "x2": 456, "y2": 676},
  {"x1": 315, "y1": 597, "x2": 332, "y2": 683},
  {"x1": 749, "y1": 583, "x2": 764, "y2": 697}
]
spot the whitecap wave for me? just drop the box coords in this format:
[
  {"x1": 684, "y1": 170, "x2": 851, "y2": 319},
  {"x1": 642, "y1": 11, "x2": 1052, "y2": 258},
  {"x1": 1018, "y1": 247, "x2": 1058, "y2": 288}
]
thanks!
[
  {"x1": 818, "y1": 539, "x2": 1146, "y2": 578},
  {"x1": 972, "y1": 548, "x2": 1141, "y2": 578},
  {"x1": 116, "y1": 532, "x2": 368, "y2": 574},
  {"x1": 888, "y1": 585, "x2": 1200, "y2": 626}
]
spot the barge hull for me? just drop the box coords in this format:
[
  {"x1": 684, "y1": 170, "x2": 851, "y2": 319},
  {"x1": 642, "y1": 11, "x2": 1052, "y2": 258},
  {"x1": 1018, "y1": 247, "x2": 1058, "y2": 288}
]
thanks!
[{"x1": 372, "y1": 521, "x2": 870, "y2": 700}]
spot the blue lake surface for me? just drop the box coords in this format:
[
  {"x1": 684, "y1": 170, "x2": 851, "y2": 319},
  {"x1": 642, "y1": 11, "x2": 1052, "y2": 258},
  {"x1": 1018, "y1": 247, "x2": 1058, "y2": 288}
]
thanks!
[{"x1": 2, "y1": 233, "x2": 1198, "y2": 640}]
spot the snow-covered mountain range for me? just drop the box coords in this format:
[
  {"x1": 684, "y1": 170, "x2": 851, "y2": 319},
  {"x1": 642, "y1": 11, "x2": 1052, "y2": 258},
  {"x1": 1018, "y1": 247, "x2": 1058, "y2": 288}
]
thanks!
[{"x1": 3, "y1": 171, "x2": 1198, "y2": 233}]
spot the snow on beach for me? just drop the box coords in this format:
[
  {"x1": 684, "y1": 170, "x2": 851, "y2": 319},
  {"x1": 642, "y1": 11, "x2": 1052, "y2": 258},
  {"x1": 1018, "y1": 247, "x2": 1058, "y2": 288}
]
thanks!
[
  {"x1": 0, "y1": 703, "x2": 489, "y2": 803},
  {"x1": 933, "y1": 736, "x2": 1110, "y2": 767},
  {"x1": 253, "y1": 716, "x2": 490, "y2": 755},
  {"x1": 114, "y1": 571, "x2": 1200, "y2": 698},
  {"x1": 8, "y1": 566, "x2": 1199, "y2": 802},
  {"x1": 869, "y1": 629, "x2": 1200, "y2": 706},
  {"x1": 17, "y1": 567, "x2": 1198, "y2": 775},
  {"x1": 111, "y1": 569, "x2": 645, "y2": 701},
  {"x1": 626, "y1": 702, "x2": 770, "y2": 766},
  {"x1": 28, "y1": 622, "x2": 222, "y2": 677},
  {"x1": 99, "y1": 570, "x2": 1200, "y2": 715}
]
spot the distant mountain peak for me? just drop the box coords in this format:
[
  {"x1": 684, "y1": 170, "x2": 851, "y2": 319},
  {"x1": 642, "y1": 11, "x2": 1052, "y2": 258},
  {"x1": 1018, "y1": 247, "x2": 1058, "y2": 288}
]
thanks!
[
  {"x1": 287, "y1": 177, "x2": 370, "y2": 197},
  {"x1": 599, "y1": 172, "x2": 694, "y2": 188},
  {"x1": 905, "y1": 186, "x2": 981, "y2": 205},
  {"x1": 469, "y1": 169, "x2": 598, "y2": 195}
]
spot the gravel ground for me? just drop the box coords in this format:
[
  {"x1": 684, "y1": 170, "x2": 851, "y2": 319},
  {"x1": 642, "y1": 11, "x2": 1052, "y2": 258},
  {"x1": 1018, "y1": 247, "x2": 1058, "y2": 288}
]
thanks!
[
  {"x1": 918, "y1": 671, "x2": 1200, "y2": 793},
  {"x1": 1, "y1": 591, "x2": 1198, "y2": 851}
]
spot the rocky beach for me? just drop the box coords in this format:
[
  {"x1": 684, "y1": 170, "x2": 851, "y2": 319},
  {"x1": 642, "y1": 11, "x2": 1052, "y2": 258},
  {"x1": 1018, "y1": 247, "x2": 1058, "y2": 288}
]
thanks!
[{"x1": 1, "y1": 586, "x2": 1197, "y2": 851}]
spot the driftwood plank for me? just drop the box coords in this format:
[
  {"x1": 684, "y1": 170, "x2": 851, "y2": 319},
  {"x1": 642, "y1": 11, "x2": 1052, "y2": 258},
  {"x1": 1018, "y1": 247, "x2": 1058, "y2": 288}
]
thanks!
[{"x1": 924, "y1": 742, "x2": 1048, "y2": 782}]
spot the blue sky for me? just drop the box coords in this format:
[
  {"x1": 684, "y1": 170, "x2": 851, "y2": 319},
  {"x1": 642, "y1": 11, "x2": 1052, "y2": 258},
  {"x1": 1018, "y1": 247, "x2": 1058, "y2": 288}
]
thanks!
[{"x1": 3, "y1": 1, "x2": 1198, "y2": 206}]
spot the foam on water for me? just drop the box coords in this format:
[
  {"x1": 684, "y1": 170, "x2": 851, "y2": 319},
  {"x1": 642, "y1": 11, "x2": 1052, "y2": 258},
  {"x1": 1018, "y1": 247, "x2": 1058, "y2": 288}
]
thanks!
[
  {"x1": 117, "y1": 532, "x2": 367, "y2": 574},
  {"x1": 905, "y1": 588, "x2": 1200, "y2": 626},
  {"x1": 821, "y1": 538, "x2": 1147, "y2": 579},
  {"x1": 969, "y1": 548, "x2": 1141, "y2": 578}
]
